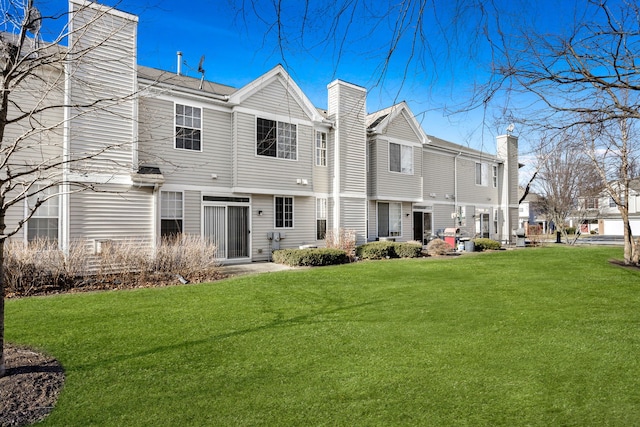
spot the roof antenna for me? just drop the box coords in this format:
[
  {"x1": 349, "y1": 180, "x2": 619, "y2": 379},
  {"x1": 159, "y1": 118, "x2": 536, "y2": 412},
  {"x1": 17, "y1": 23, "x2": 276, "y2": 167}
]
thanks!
[
  {"x1": 506, "y1": 123, "x2": 515, "y2": 135},
  {"x1": 197, "y1": 55, "x2": 205, "y2": 89}
]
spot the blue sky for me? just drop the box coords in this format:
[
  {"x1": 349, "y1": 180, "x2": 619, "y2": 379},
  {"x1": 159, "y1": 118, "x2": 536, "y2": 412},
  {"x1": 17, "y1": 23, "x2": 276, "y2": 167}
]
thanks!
[
  {"x1": 132, "y1": 0, "x2": 499, "y2": 151},
  {"x1": 30, "y1": 0, "x2": 585, "y2": 156}
]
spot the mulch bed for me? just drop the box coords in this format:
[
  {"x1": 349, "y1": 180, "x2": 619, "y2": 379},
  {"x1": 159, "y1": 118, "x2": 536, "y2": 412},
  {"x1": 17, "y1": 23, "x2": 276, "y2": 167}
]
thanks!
[{"x1": 0, "y1": 345, "x2": 64, "y2": 427}]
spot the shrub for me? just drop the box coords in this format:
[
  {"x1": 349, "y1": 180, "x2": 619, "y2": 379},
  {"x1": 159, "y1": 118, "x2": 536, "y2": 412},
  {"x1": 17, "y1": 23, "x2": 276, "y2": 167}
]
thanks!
[
  {"x1": 153, "y1": 234, "x2": 220, "y2": 283},
  {"x1": 3, "y1": 239, "x2": 86, "y2": 295},
  {"x1": 395, "y1": 242, "x2": 423, "y2": 258},
  {"x1": 325, "y1": 228, "x2": 357, "y2": 259},
  {"x1": 356, "y1": 241, "x2": 397, "y2": 260},
  {"x1": 3, "y1": 235, "x2": 221, "y2": 297},
  {"x1": 356, "y1": 241, "x2": 423, "y2": 260},
  {"x1": 565, "y1": 227, "x2": 577, "y2": 235},
  {"x1": 426, "y1": 239, "x2": 454, "y2": 256},
  {"x1": 272, "y1": 248, "x2": 348, "y2": 267},
  {"x1": 472, "y1": 238, "x2": 501, "y2": 251}
]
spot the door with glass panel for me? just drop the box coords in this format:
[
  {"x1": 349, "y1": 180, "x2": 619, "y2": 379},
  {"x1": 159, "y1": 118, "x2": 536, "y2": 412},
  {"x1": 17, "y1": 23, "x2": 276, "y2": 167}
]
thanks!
[
  {"x1": 475, "y1": 213, "x2": 490, "y2": 238},
  {"x1": 203, "y1": 205, "x2": 249, "y2": 259},
  {"x1": 413, "y1": 211, "x2": 433, "y2": 244}
]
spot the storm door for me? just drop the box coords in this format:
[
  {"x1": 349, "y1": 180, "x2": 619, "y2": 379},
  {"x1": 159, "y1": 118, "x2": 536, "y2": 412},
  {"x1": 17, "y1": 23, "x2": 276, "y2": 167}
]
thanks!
[{"x1": 475, "y1": 213, "x2": 490, "y2": 238}]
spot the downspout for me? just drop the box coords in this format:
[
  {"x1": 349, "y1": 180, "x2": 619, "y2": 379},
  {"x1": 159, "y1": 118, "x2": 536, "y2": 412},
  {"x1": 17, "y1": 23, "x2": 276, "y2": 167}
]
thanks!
[
  {"x1": 454, "y1": 152, "x2": 462, "y2": 226},
  {"x1": 61, "y1": 4, "x2": 74, "y2": 256}
]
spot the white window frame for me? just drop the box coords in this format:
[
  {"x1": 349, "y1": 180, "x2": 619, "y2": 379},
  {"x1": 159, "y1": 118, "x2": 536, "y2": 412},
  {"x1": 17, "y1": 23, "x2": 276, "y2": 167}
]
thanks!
[
  {"x1": 316, "y1": 131, "x2": 327, "y2": 166},
  {"x1": 316, "y1": 197, "x2": 327, "y2": 240},
  {"x1": 377, "y1": 201, "x2": 402, "y2": 237},
  {"x1": 26, "y1": 185, "x2": 59, "y2": 242},
  {"x1": 492, "y1": 165, "x2": 498, "y2": 188},
  {"x1": 275, "y1": 196, "x2": 294, "y2": 228},
  {"x1": 389, "y1": 142, "x2": 413, "y2": 174},
  {"x1": 160, "y1": 191, "x2": 184, "y2": 236},
  {"x1": 476, "y1": 162, "x2": 489, "y2": 186},
  {"x1": 585, "y1": 198, "x2": 599, "y2": 210},
  {"x1": 256, "y1": 117, "x2": 298, "y2": 160},
  {"x1": 175, "y1": 104, "x2": 202, "y2": 151}
]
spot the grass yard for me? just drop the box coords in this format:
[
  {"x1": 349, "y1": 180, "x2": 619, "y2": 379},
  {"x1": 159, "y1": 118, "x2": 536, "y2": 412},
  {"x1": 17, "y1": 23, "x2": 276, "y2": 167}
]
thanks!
[{"x1": 6, "y1": 245, "x2": 640, "y2": 426}]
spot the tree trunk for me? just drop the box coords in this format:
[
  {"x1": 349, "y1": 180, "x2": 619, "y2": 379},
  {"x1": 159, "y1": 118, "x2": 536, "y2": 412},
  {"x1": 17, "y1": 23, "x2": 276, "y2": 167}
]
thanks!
[
  {"x1": 620, "y1": 207, "x2": 634, "y2": 265},
  {"x1": 0, "y1": 238, "x2": 5, "y2": 378}
]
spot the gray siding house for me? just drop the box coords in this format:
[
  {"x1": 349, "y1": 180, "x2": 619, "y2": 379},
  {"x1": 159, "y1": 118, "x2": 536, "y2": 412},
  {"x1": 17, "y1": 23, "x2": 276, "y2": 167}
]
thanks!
[{"x1": 6, "y1": 1, "x2": 520, "y2": 262}]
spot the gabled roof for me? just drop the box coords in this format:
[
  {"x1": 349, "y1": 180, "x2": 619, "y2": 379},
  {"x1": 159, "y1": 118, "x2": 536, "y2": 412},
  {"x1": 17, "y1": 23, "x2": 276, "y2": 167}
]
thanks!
[
  {"x1": 366, "y1": 102, "x2": 428, "y2": 145},
  {"x1": 229, "y1": 64, "x2": 326, "y2": 123},
  {"x1": 367, "y1": 102, "x2": 506, "y2": 160}
]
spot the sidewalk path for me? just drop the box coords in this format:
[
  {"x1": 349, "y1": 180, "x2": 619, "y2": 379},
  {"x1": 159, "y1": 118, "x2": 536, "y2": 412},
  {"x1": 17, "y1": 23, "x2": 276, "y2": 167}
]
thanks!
[{"x1": 219, "y1": 262, "x2": 293, "y2": 278}]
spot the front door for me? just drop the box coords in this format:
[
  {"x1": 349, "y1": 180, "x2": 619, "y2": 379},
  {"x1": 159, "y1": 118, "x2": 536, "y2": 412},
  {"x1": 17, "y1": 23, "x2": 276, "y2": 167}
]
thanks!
[
  {"x1": 413, "y1": 211, "x2": 433, "y2": 244},
  {"x1": 203, "y1": 205, "x2": 249, "y2": 259},
  {"x1": 475, "y1": 213, "x2": 490, "y2": 238},
  {"x1": 413, "y1": 212, "x2": 423, "y2": 242}
]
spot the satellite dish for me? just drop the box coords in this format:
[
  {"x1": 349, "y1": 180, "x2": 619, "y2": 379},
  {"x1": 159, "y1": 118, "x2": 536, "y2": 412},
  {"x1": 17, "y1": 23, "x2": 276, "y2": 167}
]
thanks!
[
  {"x1": 197, "y1": 55, "x2": 205, "y2": 89},
  {"x1": 25, "y1": 6, "x2": 42, "y2": 34},
  {"x1": 506, "y1": 123, "x2": 515, "y2": 134}
]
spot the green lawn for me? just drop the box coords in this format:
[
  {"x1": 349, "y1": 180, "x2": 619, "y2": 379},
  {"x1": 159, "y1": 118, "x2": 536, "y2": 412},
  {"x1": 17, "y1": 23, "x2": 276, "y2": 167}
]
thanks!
[{"x1": 6, "y1": 246, "x2": 640, "y2": 426}]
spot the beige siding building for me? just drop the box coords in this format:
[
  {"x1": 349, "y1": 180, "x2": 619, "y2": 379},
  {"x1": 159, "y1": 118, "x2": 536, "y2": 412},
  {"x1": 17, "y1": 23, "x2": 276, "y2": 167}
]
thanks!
[{"x1": 7, "y1": 0, "x2": 520, "y2": 263}]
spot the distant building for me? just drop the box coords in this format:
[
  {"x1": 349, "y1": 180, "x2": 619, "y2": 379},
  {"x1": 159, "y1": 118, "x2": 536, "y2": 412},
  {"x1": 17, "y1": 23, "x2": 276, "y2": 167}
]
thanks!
[
  {"x1": 518, "y1": 189, "x2": 547, "y2": 234},
  {"x1": 575, "y1": 179, "x2": 640, "y2": 235}
]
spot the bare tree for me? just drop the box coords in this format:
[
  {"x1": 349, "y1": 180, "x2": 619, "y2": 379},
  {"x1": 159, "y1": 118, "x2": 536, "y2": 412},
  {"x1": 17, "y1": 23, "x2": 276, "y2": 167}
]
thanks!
[
  {"x1": 533, "y1": 133, "x2": 600, "y2": 244},
  {"x1": 0, "y1": 0, "x2": 139, "y2": 377},
  {"x1": 580, "y1": 116, "x2": 640, "y2": 262},
  {"x1": 482, "y1": 0, "x2": 640, "y2": 263}
]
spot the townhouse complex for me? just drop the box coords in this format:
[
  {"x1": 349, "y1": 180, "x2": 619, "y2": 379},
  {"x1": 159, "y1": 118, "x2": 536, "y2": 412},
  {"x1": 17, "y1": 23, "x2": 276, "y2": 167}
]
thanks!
[{"x1": 6, "y1": 1, "x2": 520, "y2": 262}]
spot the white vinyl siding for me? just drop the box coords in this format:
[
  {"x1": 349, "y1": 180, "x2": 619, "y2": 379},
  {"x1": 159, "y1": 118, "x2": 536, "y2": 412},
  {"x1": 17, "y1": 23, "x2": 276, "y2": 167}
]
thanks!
[
  {"x1": 422, "y1": 151, "x2": 454, "y2": 198},
  {"x1": 234, "y1": 112, "x2": 313, "y2": 193},
  {"x1": 67, "y1": 3, "x2": 137, "y2": 173},
  {"x1": 386, "y1": 110, "x2": 420, "y2": 142},
  {"x1": 328, "y1": 81, "x2": 367, "y2": 195},
  {"x1": 68, "y1": 185, "x2": 154, "y2": 245},
  {"x1": 340, "y1": 197, "x2": 367, "y2": 245},
  {"x1": 138, "y1": 98, "x2": 233, "y2": 188},
  {"x1": 241, "y1": 79, "x2": 309, "y2": 120}
]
